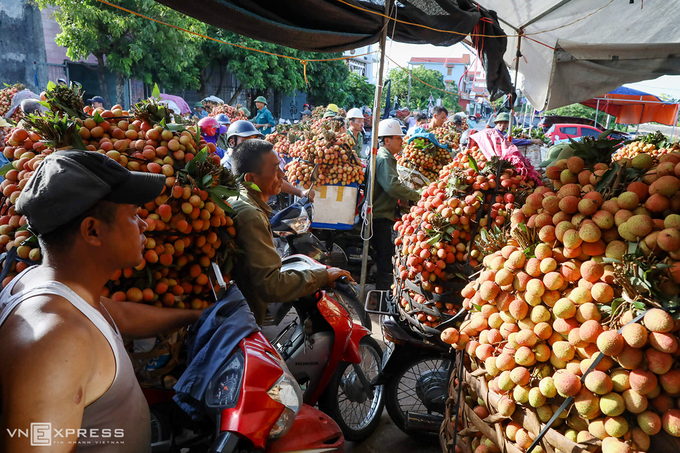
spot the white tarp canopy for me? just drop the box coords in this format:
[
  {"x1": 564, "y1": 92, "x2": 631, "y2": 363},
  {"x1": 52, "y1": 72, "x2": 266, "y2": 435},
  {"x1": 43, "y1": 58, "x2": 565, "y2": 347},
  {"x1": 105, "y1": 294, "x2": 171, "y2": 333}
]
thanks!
[{"x1": 475, "y1": 0, "x2": 680, "y2": 110}]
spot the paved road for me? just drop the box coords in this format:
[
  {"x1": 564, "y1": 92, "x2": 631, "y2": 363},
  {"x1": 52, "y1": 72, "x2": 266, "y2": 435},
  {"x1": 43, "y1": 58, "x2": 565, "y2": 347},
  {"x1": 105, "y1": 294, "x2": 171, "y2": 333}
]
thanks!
[{"x1": 346, "y1": 314, "x2": 442, "y2": 453}]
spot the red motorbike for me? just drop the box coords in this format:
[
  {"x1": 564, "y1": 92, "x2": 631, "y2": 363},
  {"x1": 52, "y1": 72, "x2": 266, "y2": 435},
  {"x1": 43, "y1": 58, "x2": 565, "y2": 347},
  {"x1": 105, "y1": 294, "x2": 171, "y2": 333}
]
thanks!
[
  {"x1": 206, "y1": 332, "x2": 343, "y2": 452},
  {"x1": 145, "y1": 294, "x2": 344, "y2": 453},
  {"x1": 267, "y1": 254, "x2": 385, "y2": 441}
]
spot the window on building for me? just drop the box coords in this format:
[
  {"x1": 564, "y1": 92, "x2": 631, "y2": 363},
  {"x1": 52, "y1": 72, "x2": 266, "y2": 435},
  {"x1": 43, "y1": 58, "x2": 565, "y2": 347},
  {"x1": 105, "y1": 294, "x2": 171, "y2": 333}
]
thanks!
[{"x1": 447, "y1": 67, "x2": 452, "y2": 76}]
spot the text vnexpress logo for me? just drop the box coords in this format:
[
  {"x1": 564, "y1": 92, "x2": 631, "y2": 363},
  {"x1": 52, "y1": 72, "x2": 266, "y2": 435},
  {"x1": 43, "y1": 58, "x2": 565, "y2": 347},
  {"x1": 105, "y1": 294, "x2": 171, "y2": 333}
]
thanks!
[{"x1": 7, "y1": 423, "x2": 124, "y2": 446}]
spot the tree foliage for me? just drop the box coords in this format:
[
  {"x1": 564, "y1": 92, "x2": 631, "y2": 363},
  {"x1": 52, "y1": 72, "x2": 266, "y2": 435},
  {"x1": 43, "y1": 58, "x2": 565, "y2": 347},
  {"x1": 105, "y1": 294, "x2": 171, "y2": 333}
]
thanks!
[
  {"x1": 387, "y1": 66, "x2": 459, "y2": 111},
  {"x1": 37, "y1": 0, "x2": 205, "y2": 104},
  {"x1": 196, "y1": 29, "x2": 351, "y2": 107},
  {"x1": 37, "y1": 0, "x2": 371, "y2": 112},
  {"x1": 304, "y1": 55, "x2": 351, "y2": 106},
  {"x1": 341, "y1": 72, "x2": 375, "y2": 108}
]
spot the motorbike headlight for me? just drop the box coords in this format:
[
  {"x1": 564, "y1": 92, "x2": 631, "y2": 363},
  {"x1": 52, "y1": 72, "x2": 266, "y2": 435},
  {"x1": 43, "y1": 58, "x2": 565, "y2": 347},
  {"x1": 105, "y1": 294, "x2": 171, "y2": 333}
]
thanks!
[
  {"x1": 282, "y1": 207, "x2": 311, "y2": 234},
  {"x1": 205, "y1": 351, "x2": 244, "y2": 413},
  {"x1": 266, "y1": 367, "x2": 303, "y2": 439}
]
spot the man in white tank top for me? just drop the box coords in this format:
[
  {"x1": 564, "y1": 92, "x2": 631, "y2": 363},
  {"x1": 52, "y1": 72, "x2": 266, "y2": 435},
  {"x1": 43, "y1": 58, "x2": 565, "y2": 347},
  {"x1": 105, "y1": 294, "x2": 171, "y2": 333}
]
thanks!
[{"x1": 0, "y1": 151, "x2": 204, "y2": 452}]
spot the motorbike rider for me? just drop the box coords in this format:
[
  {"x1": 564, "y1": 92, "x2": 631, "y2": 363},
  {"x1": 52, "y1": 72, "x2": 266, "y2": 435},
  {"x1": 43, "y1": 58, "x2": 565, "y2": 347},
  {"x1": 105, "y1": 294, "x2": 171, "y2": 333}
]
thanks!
[
  {"x1": 214, "y1": 113, "x2": 231, "y2": 150},
  {"x1": 429, "y1": 106, "x2": 448, "y2": 129},
  {"x1": 346, "y1": 108, "x2": 365, "y2": 155},
  {"x1": 372, "y1": 119, "x2": 421, "y2": 290},
  {"x1": 221, "y1": 120, "x2": 314, "y2": 201},
  {"x1": 227, "y1": 139, "x2": 352, "y2": 325},
  {"x1": 0, "y1": 151, "x2": 203, "y2": 452},
  {"x1": 198, "y1": 116, "x2": 228, "y2": 159}
]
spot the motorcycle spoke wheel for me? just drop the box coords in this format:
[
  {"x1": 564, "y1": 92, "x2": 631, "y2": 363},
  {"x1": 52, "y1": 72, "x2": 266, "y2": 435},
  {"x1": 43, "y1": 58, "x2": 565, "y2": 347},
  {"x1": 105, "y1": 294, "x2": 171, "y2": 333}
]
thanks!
[
  {"x1": 384, "y1": 354, "x2": 451, "y2": 443},
  {"x1": 319, "y1": 336, "x2": 385, "y2": 442},
  {"x1": 394, "y1": 358, "x2": 449, "y2": 416}
]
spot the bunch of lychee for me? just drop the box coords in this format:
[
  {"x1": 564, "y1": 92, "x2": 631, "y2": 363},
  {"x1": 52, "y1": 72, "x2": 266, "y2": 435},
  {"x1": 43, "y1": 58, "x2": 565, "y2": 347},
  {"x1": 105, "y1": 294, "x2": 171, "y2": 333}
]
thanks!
[{"x1": 397, "y1": 137, "x2": 453, "y2": 182}]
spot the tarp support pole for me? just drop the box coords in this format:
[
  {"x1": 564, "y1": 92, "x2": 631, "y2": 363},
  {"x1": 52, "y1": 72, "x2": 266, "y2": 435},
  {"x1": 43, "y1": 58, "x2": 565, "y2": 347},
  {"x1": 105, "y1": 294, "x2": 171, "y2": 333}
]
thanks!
[
  {"x1": 671, "y1": 108, "x2": 679, "y2": 143},
  {"x1": 507, "y1": 33, "x2": 523, "y2": 136},
  {"x1": 360, "y1": 0, "x2": 391, "y2": 302},
  {"x1": 594, "y1": 99, "x2": 600, "y2": 128}
]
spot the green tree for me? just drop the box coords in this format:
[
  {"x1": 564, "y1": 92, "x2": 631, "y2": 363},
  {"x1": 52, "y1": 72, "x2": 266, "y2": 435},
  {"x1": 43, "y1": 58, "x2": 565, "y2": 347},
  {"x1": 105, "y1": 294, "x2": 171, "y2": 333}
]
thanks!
[
  {"x1": 545, "y1": 103, "x2": 598, "y2": 121},
  {"x1": 37, "y1": 0, "x2": 205, "y2": 106},
  {"x1": 304, "y1": 55, "x2": 350, "y2": 107},
  {"x1": 387, "y1": 66, "x2": 459, "y2": 111},
  {"x1": 341, "y1": 72, "x2": 375, "y2": 109},
  {"x1": 195, "y1": 29, "x2": 349, "y2": 110},
  {"x1": 197, "y1": 28, "x2": 307, "y2": 105}
]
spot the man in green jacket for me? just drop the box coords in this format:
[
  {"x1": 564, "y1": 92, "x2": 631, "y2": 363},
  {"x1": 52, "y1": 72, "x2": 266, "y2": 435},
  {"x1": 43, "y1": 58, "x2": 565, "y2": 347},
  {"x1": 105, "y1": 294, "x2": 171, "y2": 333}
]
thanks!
[
  {"x1": 228, "y1": 139, "x2": 351, "y2": 325},
  {"x1": 372, "y1": 119, "x2": 421, "y2": 290},
  {"x1": 251, "y1": 96, "x2": 276, "y2": 136},
  {"x1": 346, "y1": 108, "x2": 365, "y2": 156}
]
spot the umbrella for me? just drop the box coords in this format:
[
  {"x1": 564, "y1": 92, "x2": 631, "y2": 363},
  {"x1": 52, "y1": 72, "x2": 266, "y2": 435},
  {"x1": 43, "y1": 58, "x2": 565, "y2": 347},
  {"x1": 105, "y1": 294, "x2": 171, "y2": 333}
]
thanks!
[
  {"x1": 201, "y1": 95, "x2": 224, "y2": 104},
  {"x1": 160, "y1": 93, "x2": 191, "y2": 115},
  {"x1": 160, "y1": 99, "x2": 182, "y2": 115}
]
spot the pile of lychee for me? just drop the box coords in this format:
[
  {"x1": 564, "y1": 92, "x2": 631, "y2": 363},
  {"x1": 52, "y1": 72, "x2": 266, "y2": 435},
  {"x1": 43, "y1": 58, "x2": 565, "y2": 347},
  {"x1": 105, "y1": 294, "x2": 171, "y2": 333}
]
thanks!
[
  {"x1": 0, "y1": 104, "x2": 237, "y2": 310},
  {"x1": 392, "y1": 158, "x2": 536, "y2": 327},
  {"x1": 612, "y1": 141, "x2": 680, "y2": 163},
  {"x1": 285, "y1": 126, "x2": 364, "y2": 187},
  {"x1": 441, "y1": 153, "x2": 680, "y2": 452}
]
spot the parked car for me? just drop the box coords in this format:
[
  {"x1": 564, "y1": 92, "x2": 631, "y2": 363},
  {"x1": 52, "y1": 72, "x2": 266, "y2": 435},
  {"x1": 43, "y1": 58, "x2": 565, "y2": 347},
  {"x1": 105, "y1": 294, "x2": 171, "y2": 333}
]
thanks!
[
  {"x1": 545, "y1": 123, "x2": 603, "y2": 143},
  {"x1": 538, "y1": 115, "x2": 596, "y2": 133}
]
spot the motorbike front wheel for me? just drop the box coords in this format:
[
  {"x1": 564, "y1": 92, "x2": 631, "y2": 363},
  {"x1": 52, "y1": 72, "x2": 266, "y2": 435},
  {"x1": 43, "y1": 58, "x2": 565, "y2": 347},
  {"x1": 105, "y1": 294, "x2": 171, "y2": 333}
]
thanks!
[
  {"x1": 384, "y1": 352, "x2": 451, "y2": 443},
  {"x1": 318, "y1": 336, "x2": 384, "y2": 441}
]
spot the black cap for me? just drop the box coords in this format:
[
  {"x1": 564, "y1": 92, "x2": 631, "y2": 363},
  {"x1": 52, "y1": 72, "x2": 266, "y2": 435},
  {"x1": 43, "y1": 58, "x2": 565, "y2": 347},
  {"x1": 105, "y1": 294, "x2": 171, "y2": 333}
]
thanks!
[{"x1": 16, "y1": 150, "x2": 166, "y2": 235}]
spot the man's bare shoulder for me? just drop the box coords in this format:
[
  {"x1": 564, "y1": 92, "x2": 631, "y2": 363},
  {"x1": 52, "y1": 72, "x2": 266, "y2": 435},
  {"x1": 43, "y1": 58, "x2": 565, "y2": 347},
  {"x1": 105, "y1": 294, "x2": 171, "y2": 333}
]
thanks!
[{"x1": 0, "y1": 295, "x2": 96, "y2": 367}]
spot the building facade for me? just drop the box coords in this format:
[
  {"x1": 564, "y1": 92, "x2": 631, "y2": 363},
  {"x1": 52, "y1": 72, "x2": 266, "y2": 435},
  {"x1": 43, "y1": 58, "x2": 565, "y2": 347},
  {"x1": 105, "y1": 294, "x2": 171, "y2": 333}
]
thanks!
[
  {"x1": 343, "y1": 45, "x2": 378, "y2": 85},
  {"x1": 407, "y1": 54, "x2": 490, "y2": 115}
]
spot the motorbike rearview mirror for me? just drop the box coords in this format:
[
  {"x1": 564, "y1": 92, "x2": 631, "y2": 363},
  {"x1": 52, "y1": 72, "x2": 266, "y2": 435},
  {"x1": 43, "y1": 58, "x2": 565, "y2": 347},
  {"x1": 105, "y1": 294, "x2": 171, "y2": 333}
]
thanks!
[
  {"x1": 306, "y1": 164, "x2": 320, "y2": 196},
  {"x1": 311, "y1": 164, "x2": 320, "y2": 182},
  {"x1": 209, "y1": 261, "x2": 228, "y2": 301}
]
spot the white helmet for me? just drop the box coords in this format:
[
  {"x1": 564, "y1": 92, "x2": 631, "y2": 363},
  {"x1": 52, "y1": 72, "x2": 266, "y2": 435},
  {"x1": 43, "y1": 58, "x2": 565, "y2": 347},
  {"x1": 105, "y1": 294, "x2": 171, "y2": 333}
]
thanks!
[
  {"x1": 347, "y1": 108, "x2": 364, "y2": 119},
  {"x1": 378, "y1": 119, "x2": 404, "y2": 138}
]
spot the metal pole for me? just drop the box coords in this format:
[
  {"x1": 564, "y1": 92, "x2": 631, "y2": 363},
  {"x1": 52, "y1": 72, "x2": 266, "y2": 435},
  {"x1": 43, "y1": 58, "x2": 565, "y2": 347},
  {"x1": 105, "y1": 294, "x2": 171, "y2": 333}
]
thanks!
[
  {"x1": 360, "y1": 0, "x2": 391, "y2": 302},
  {"x1": 594, "y1": 99, "x2": 600, "y2": 128},
  {"x1": 671, "y1": 108, "x2": 679, "y2": 143},
  {"x1": 507, "y1": 34, "x2": 523, "y2": 137},
  {"x1": 407, "y1": 67, "x2": 412, "y2": 109}
]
